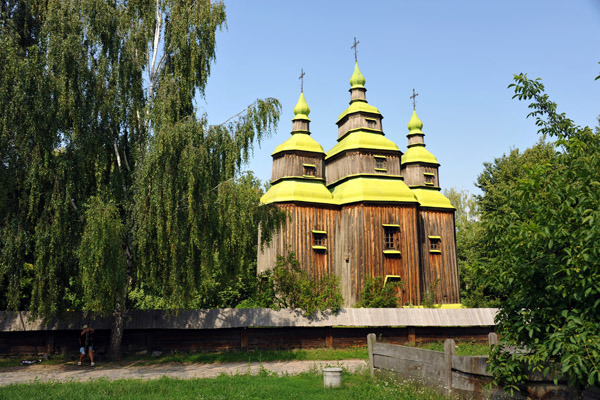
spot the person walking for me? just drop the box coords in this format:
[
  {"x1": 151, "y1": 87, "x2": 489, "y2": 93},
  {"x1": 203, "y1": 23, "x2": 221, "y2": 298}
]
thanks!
[{"x1": 78, "y1": 325, "x2": 95, "y2": 366}]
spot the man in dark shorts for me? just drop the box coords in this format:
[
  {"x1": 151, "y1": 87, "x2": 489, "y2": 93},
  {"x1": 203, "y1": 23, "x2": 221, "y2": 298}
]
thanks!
[{"x1": 78, "y1": 325, "x2": 95, "y2": 366}]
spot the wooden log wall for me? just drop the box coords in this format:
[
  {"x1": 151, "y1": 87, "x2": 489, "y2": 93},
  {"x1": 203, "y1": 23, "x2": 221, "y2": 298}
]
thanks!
[
  {"x1": 336, "y1": 204, "x2": 421, "y2": 306},
  {"x1": 401, "y1": 163, "x2": 439, "y2": 187},
  {"x1": 271, "y1": 152, "x2": 324, "y2": 182},
  {"x1": 418, "y1": 210, "x2": 460, "y2": 303},
  {"x1": 257, "y1": 203, "x2": 338, "y2": 280},
  {"x1": 325, "y1": 151, "x2": 402, "y2": 185},
  {"x1": 337, "y1": 113, "x2": 383, "y2": 138}
]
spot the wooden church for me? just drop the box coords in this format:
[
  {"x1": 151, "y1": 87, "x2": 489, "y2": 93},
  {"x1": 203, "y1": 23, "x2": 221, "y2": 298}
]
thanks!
[{"x1": 257, "y1": 62, "x2": 460, "y2": 306}]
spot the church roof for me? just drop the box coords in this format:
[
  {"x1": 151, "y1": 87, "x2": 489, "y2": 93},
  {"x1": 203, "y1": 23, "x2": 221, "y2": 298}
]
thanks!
[
  {"x1": 336, "y1": 101, "x2": 381, "y2": 123},
  {"x1": 292, "y1": 92, "x2": 311, "y2": 121},
  {"x1": 401, "y1": 144, "x2": 439, "y2": 165},
  {"x1": 412, "y1": 188, "x2": 455, "y2": 209},
  {"x1": 407, "y1": 110, "x2": 424, "y2": 136},
  {"x1": 260, "y1": 178, "x2": 337, "y2": 205},
  {"x1": 349, "y1": 62, "x2": 366, "y2": 89},
  {"x1": 331, "y1": 176, "x2": 418, "y2": 205},
  {"x1": 272, "y1": 132, "x2": 324, "y2": 156},
  {"x1": 326, "y1": 130, "x2": 399, "y2": 160}
]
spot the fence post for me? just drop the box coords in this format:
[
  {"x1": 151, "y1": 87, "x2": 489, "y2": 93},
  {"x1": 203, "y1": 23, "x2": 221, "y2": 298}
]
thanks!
[
  {"x1": 488, "y1": 332, "x2": 498, "y2": 347},
  {"x1": 367, "y1": 333, "x2": 376, "y2": 378},
  {"x1": 444, "y1": 339, "x2": 455, "y2": 393},
  {"x1": 407, "y1": 327, "x2": 416, "y2": 345}
]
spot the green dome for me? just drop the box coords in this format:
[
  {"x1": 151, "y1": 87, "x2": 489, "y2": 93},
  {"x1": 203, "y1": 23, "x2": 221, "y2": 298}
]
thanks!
[
  {"x1": 349, "y1": 62, "x2": 366, "y2": 89},
  {"x1": 412, "y1": 188, "x2": 455, "y2": 210},
  {"x1": 292, "y1": 92, "x2": 311, "y2": 121},
  {"x1": 331, "y1": 176, "x2": 418, "y2": 205},
  {"x1": 272, "y1": 132, "x2": 324, "y2": 156},
  {"x1": 261, "y1": 179, "x2": 337, "y2": 205},
  {"x1": 326, "y1": 130, "x2": 399, "y2": 160},
  {"x1": 401, "y1": 145, "x2": 439, "y2": 165},
  {"x1": 407, "y1": 110, "x2": 424, "y2": 136}
]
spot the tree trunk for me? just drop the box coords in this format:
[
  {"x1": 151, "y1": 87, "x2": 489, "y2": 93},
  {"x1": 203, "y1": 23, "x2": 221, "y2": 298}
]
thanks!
[{"x1": 108, "y1": 298, "x2": 124, "y2": 360}]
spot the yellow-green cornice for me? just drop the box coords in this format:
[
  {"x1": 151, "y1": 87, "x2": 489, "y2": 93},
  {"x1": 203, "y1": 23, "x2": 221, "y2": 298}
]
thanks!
[
  {"x1": 331, "y1": 176, "x2": 418, "y2": 205},
  {"x1": 401, "y1": 144, "x2": 439, "y2": 165},
  {"x1": 412, "y1": 188, "x2": 455, "y2": 210},
  {"x1": 260, "y1": 178, "x2": 337, "y2": 205},
  {"x1": 272, "y1": 132, "x2": 324, "y2": 156},
  {"x1": 325, "y1": 130, "x2": 399, "y2": 160},
  {"x1": 349, "y1": 62, "x2": 366, "y2": 89},
  {"x1": 407, "y1": 110, "x2": 424, "y2": 136},
  {"x1": 292, "y1": 92, "x2": 311, "y2": 121}
]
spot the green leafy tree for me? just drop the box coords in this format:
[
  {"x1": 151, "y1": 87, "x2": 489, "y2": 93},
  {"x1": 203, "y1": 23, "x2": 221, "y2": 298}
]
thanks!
[
  {"x1": 0, "y1": 0, "x2": 282, "y2": 358},
  {"x1": 485, "y1": 73, "x2": 600, "y2": 391}
]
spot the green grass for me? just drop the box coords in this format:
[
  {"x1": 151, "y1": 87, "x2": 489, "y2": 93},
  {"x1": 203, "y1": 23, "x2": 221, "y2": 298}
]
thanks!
[
  {"x1": 411, "y1": 340, "x2": 490, "y2": 356},
  {"x1": 0, "y1": 371, "x2": 456, "y2": 400},
  {"x1": 126, "y1": 347, "x2": 369, "y2": 366}
]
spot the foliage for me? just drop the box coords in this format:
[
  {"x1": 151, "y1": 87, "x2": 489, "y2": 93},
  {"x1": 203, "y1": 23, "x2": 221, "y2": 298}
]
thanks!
[
  {"x1": 421, "y1": 278, "x2": 440, "y2": 308},
  {"x1": 484, "y1": 73, "x2": 600, "y2": 390},
  {"x1": 356, "y1": 276, "x2": 401, "y2": 308},
  {"x1": 0, "y1": 0, "x2": 282, "y2": 357},
  {"x1": 269, "y1": 252, "x2": 343, "y2": 317},
  {"x1": 77, "y1": 196, "x2": 126, "y2": 314}
]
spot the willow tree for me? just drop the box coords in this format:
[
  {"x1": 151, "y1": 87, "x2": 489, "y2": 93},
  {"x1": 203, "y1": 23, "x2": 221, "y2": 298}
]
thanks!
[{"x1": 0, "y1": 0, "x2": 281, "y2": 358}]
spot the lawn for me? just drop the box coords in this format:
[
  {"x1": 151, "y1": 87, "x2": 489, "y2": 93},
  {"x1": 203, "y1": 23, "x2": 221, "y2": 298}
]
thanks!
[{"x1": 0, "y1": 371, "x2": 455, "y2": 400}]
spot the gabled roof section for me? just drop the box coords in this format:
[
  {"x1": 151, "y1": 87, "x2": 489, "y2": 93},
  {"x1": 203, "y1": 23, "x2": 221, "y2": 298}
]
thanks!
[{"x1": 260, "y1": 178, "x2": 337, "y2": 205}]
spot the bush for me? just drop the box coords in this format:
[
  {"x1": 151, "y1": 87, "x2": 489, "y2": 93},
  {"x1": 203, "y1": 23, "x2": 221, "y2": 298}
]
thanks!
[{"x1": 356, "y1": 276, "x2": 401, "y2": 308}]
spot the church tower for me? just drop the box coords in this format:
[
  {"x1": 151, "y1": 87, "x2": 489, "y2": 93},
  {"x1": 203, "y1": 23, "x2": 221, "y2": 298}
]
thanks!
[
  {"x1": 400, "y1": 111, "x2": 460, "y2": 303},
  {"x1": 325, "y1": 63, "x2": 421, "y2": 305}
]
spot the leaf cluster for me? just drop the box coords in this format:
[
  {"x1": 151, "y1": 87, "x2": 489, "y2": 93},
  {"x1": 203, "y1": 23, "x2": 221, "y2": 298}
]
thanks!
[
  {"x1": 267, "y1": 252, "x2": 343, "y2": 317},
  {"x1": 356, "y1": 276, "x2": 401, "y2": 308}
]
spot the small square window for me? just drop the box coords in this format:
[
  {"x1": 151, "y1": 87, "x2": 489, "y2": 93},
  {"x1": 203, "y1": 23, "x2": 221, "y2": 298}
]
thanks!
[
  {"x1": 384, "y1": 226, "x2": 399, "y2": 250},
  {"x1": 376, "y1": 158, "x2": 385, "y2": 169},
  {"x1": 424, "y1": 173, "x2": 435, "y2": 185},
  {"x1": 312, "y1": 230, "x2": 327, "y2": 250},
  {"x1": 429, "y1": 236, "x2": 441, "y2": 253},
  {"x1": 303, "y1": 164, "x2": 316, "y2": 176},
  {"x1": 367, "y1": 120, "x2": 376, "y2": 128}
]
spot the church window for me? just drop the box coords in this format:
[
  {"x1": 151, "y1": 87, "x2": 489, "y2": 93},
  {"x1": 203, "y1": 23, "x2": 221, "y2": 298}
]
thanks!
[
  {"x1": 382, "y1": 224, "x2": 400, "y2": 254},
  {"x1": 303, "y1": 163, "x2": 316, "y2": 176},
  {"x1": 312, "y1": 230, "x2": 327, "y2": 250},
  {"x1": 374, "y1": 155, "x2": 386, "y2": 172},
  {"x1": 429, "y1": 236, "x2": 441, "y2": 253},
  {"x1": 366, "y1": 117, "x2": 377, "y2": 129},
  {"x1": 424, "y1": 172, "x2": 435, "y2": 185}
]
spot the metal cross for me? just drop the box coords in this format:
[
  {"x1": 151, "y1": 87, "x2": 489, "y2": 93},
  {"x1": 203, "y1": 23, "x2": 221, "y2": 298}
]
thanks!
[
  {"x1": 351, "y1": 37, "x2": 360, "y2": 62},
  {"x1": 410, "y1": 88, "x2": 419, "y2": 110},
  {"x1": 299, "y1": 68, "x2": 305, "y2": 92}
]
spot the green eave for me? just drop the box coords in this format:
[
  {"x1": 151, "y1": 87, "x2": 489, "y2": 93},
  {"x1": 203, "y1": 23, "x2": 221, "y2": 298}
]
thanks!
[
  {"x1": 412, "y1": 188, "x2": 455, "y2": 210},
  {"x1": 260, "y1": 179, "x2": 337, "y2": 205},
  {"x1": 331, "y1": 176, "x2": 418, "y2": 205},
  {"x1": 326, "y1": 130, "x2": 399, "y2": 160},
  {"x1": 401, "y1": 145, "x2": 439, "y2": 165},
  {"x1": 337, "y1": 101, "x2": 381, "y2": 123},
  {"x1": 272, "y1": 133, "x2": 325, "y2": 156}
]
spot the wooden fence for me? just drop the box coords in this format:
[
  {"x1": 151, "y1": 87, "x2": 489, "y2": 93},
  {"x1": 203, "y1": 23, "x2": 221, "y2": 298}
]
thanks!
[
  {"x1": 366, "y1": 333, "x2": 599, "y2": 400},
  {"x1": 0, "y1": 309, "x2": 495, "y2": 356}
]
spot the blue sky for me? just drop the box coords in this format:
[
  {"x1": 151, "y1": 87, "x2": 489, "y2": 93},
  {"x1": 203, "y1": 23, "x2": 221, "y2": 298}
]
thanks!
[{"x1": 201, "y1": 0, "x2": 600, "y2": 193}]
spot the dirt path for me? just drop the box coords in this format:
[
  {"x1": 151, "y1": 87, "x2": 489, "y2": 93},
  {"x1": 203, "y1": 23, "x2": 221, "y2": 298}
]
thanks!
[{"x1": 0, "y1": 359, "x2": 367, "y2": 386}]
